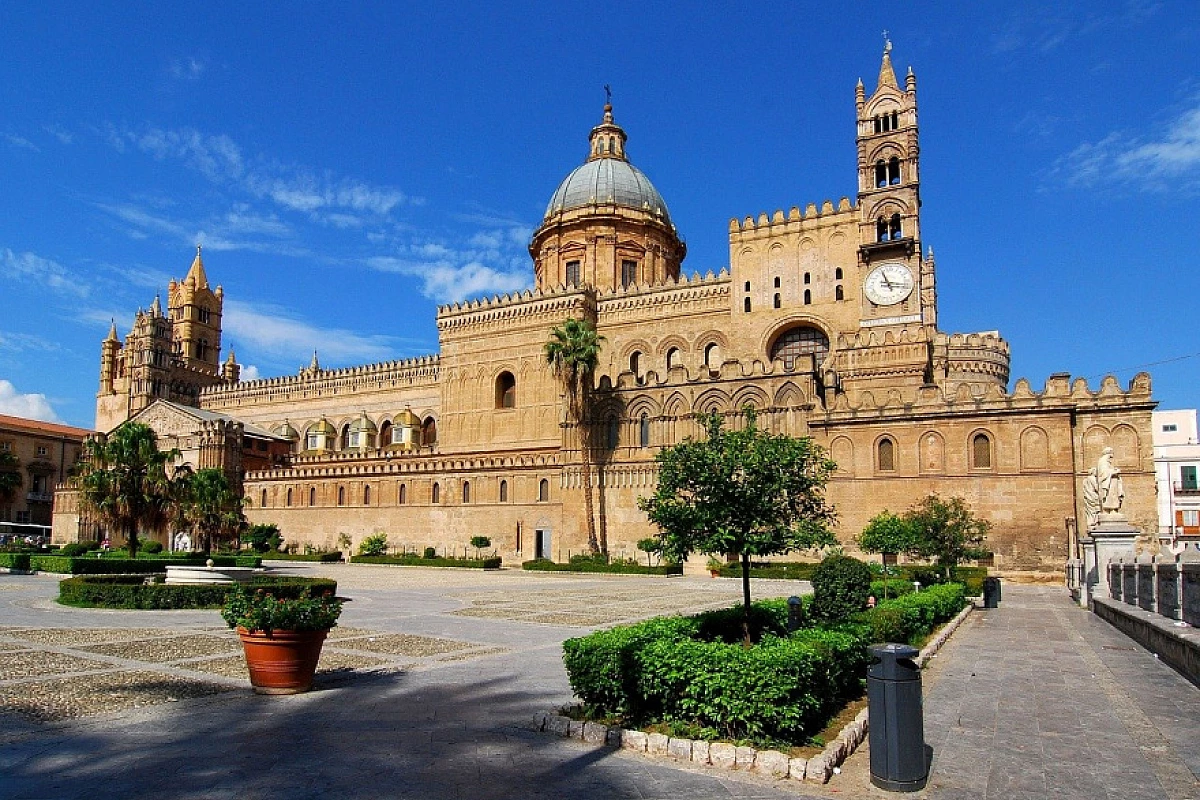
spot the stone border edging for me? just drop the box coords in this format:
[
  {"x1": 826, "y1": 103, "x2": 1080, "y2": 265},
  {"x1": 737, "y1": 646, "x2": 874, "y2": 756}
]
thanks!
[{"x1": 531, "y1": 601, "x2": 976, "y2": 785}]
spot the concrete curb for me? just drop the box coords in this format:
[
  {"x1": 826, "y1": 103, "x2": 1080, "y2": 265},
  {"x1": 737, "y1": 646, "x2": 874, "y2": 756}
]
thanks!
[{"x1": 532, "y1": 601, "x2": 976, "y2": 785}]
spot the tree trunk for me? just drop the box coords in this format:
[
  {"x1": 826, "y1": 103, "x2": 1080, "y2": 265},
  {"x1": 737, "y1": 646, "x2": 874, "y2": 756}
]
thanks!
[
  {"x1": 127, "y1": 523, "x2": 139, "y2": 559},
  {"x1": 580, "y1": 451, "x2": 598, "y2": 555},
  {"x1": 741, "y1": 552, "x2": 752, "y2": 648}
]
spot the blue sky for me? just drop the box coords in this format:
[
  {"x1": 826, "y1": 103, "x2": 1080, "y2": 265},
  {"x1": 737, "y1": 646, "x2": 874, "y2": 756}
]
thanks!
[{"x1": 1, "y1": 2, "x2": 1196, "y2": 429}]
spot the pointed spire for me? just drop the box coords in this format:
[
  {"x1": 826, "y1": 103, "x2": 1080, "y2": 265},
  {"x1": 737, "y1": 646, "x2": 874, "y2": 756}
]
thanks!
[
  {"x1": 185, "y1": 244, "x2": 209, "y2": 289},
  {"x1": 150, "y1": 294, "x2": 162, "y2": 317},
  {"x1": 225, "y1": 348, "x2": 237, "y2": 364},
  {"x1": 105, "y1": 319, "x2": 119, "y2": 342},
  {"x1": 309, "y1": 350, "x2": 321, "y2": 372},
  {"x1": 877, "y1": 37, "x2": 898, "y2": 90},
  {"x1": 587, "y1": 88, "x2": 629, "y2": 163}
]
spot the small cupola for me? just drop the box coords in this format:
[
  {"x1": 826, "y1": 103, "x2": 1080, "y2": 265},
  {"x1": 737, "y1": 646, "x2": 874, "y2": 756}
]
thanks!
[{"x1": 587, "y1": 93, "x2": 628, "y2": 162}]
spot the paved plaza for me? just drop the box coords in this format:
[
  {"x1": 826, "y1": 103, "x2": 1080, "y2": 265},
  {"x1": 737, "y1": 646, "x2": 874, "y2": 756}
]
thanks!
[{"x1": 0, "y1": 566, "x2": 1196, "y2": 799}]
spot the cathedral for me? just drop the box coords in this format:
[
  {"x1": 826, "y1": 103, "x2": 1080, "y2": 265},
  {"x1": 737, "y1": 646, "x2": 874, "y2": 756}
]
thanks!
[{"x1": 72, "y1": 46, "x2": 1156, "y2": 570}]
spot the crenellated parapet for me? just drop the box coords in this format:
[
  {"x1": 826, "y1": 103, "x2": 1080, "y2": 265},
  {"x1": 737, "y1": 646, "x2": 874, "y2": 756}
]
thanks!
[
  {"x1": 200, "y1": 355, "x2": 440, "y2": 409},
  {"x1": 596, "y1": 269, "x2": 730, "y2": 320},
  {"x1": 245, "y1": 446, "x2": 560, "y2": 482},
  {"x1": 436, "y1": 285, "x2": 592, "y2": 335},
  {"x1": 932, "y1": 330, "x2": 1011, "y2": 391},
  {"x1": 728, "y1": 197, "x2": 857, "y2": 236}
]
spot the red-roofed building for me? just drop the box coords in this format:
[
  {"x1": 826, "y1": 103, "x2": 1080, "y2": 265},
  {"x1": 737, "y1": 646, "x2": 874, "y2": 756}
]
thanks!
[{"x1": 0, "y1": 414, "x2": 94, "y2": 535}]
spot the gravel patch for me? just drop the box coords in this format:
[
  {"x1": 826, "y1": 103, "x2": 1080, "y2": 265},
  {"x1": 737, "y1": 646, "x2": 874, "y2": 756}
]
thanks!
[
  {"x1": 0, "y1": 651, "x2": 115, "y2": 681},
  {"x1": 435, "y1": 646, "x2": 509, "y2": 662},
  {"x1": 182, "y1": 650, "x2": 397, "y2": 680},
  {"x1": 1, "y1": 628, "x2": 182, "y2": 647},
  {"x1": 326, "y1": 626, "x2": 385, "y2": 640},
  {"x1": 333, "y1": 633, "x2": 472, "y2": 657},
  {"x1": 0, "y1": 643, "x2": 30, "y2": 653},
  {"x1": 527, "y1": 612, "x2": 626, "y2": 626},
  {"x1": 78, "y1": 635, "x2": 241, "y2": 663},
  {"x1": 0, "y1": 670, "x2": 233, "y2": 721}
]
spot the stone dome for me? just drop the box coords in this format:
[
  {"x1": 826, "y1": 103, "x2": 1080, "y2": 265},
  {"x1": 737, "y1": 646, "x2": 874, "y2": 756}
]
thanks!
[{"x1": 545, "y1": 158, "x2": 673, "y2": 228}]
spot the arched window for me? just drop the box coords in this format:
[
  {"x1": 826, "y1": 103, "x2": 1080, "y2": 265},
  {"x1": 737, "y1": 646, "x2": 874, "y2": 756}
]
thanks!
[
  {"x1": 878, "y1": 438, "x2": 896, "y2": 472},
  {"x1": 891, "y1": 111, "x2": 899, "y2": 129},
  {"x1": 337, "y1": 486, "x2": 345, "y2": 506},
  {"x1": 421, "y1": 417, "x2": 437, "y2": 446},
  {"x1": 773, "y1": 293, "x2": 781, "y2": 309},
  {"x1": 773, "y1": 276, "x2": 780, "y2": 288},
  {"x1": 379, "y1": 420, "x2": 392, "y2": 447},
  {"x1": 804, "y1": 272, "x2": 811, "y2": 284},
  {"x1": 286, "y1": 488, "x2": 293, "y2": 507},
  {"x1": 606, "y1": 416, "x2": 620, "y2": 449},
  {"x1": 499, "y1": 479, "x2": 508, "y2": 502},
  {"x1": 539, "y1": 478, "x2": 549, "y2": 502},
  {"x1": 835, "y1": 285, "x2": 844, "y2": 301},
  {"x1": 744, "y1": 297, "x2": 752, "y2": 313},
  {"x1": 666, "y1": 347, "x2": 680, "y2": 369},
  {"x1": 835, "y1": 267, "x2": 843, "y2": 280},
  {"x1": 565, "y1": 260, "x2": 580, "y2": 286},
  {"x1": 364, "y1": 485, "x2": 371, "y2": 505},
  {"x1": 876, "y1": 217, "x2": 888, "y2": 242},
  {"x1": 972, "y1": 433, "x2": 993, "y2": 469},
  {"x1": 309, "y1": 487, "x2": 316, "y2": 506},
  {"x1": 639, "y1": 414, "x2": 650, "y2": 448},
  {"x1": 398, "y1": 483, "x2": 407, "y2": 504},
  {"x1": 889, "y1": 214, "x2": 902, "y2": 240},
  {"x1": 744, "y1": 281, "x2": 751, "y2": 291},
  {"x1": 432, "y1": 482, "x2": 440, "y2": 504},
  {"x1": 340, "y1": 424, "x2": 352, "y2": 450},
  {"x1": 462, "y1": 481, "x2": 471, "y2": 504},
  {"x1": 888, "y1": 157, "x2": 901, "y2": 185},
  {"x1": 769, "y1": 326, "x2": 829, "y2": 371},
  {"x1": 496, "y1": 372, "x2": 516, "y2": 408},
  {"x1": 629, "y1": 351, "x2": 642, "y2": 376},
  {"x1": 803, "y1": 289, "x2": 811, "y2": 305},
  {"x1": 261, "y1": 489, "x2": 267, "y2": 508},
  {"x1": 704, "y1": 342, "x2": 720, "y2": 367},
  {"x1": 875, "y1": 160, "x2": 887, "y2": 188}
]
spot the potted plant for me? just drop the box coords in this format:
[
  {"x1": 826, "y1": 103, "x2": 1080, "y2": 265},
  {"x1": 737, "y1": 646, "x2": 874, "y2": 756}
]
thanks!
[
  {"x1": 221, "y1": 586, "x2": 343, "y2": 694},
  {"x1": 706, "y1": 555, "x2": 725, "y2": 578}
]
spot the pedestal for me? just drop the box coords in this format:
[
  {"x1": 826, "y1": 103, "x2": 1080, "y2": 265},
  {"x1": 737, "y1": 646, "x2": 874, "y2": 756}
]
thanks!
[{"x1": 1082, "y1": 518, "x2": 1138, "y2": 608}]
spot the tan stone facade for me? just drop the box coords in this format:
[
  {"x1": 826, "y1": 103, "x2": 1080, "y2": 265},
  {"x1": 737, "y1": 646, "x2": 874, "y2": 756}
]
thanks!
[
  {"x1": 68, "y1": 46, "x2": 1157, "y2": 569},
  {"x1": 0, "y1": 414, "x2": 91, "y2": 533}
]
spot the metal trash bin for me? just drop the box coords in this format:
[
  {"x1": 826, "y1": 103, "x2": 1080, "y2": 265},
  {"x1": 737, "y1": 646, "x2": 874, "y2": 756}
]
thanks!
[
  {"x1": 982, "y1": 576, "x2": 1001, "y2": 608},
  {"x1": 868, "y1": 643, "x2": 929, "y2": 792}
]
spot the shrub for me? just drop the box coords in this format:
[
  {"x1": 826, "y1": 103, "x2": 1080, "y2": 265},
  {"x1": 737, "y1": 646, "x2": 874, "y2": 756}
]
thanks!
[
  {"x1": 353, "y1": 554, "x2": 502, "y2": 569},
  {"x1": 142, "y1": 541, "x2": 164, "y2": 554},
  {"x1": 263, "y1": 550, "x2": 342, "y2": 563},
  {"x1": 423, "y1": 546, "x2": 437, "y2": 559},
  {"x1": 522, "y1": 559, "x2": 682, "y2": 576},
  {"x1": 811, "y1": 554, "x2": 872, "y2": 621},
  {"x1": 242, "y1": 523, "x2": 282, "y2": 553},
  {"x1": 869, "y1": 578, "x2": 914, "y2": 600},
  {"x1": 716, "y1": 561, "x2": 820, "y2": 580},
  {"x1": 57, "y1": 575, "x2": 337, "y2": 609},
  {"x1": 0, "y1": 552, "x2": 31, "y2": 570},
  {"x1": 221, "y1": 585, "x2": 342, "y2": 633},
  {"x1": 469, "y1": 535, "x2": 491, "y2": 549},
  {"x1": 358, "y1": 532, "x2": 389, "y2": 557},
  {"x1": 856, "y1": 583, "x2": 967, "y2": 646},
  {"x1": 59, "y1": 543, "x2": 89, "y2": 557}
]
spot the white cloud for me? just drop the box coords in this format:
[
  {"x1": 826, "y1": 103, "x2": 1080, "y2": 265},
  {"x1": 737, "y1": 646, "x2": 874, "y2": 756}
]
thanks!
[
  {"x1": 44, "y1": 125, "x2": 73, "y2": 145},
  {"x1": 130, "y1": 127, "x2": 244, "y2": 182},
  {"x1": 223, "y1": 300, "x2": 400, "y2": 366},
  {"x1": 367, "y1": 255, "x2": 529, "y2": 302},
  {"x1": 0, "y1": 380, "x2": 61, "y2": 422},
  {"x1": 169, "y1": 57, "x2": 206, "y2": 80},
  {"x1": 1054, "y1": 98, "x2": 1200, "y2": 192},
  {"x1": 3, "y1": 134, "x2": 39, "y2": 152},
  {"x1": 0, "y1": 248, "x2": 88, "y2": 297},
  {"x1": 239, "y1": 364, "x2": 261, "y2": 381},
  {"x1": 0, "y1": 331, "x2": 61, "y2": 354}
]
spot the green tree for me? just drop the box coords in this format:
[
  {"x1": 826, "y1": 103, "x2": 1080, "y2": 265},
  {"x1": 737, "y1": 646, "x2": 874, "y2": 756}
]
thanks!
[
  {"x1": 76, "y1": 423, "x2": 181, "y2": 558},
  {"x1": 469, "y1": 535, "x2": 491, "y2": 558},
  {"x1": 545, "y1": 317, "x2": 605, "y2": 555},
  {"x1": 902, "y1": 494, "x2": 990, "y2": 581},
  {"x1": 0, "y1": 450, "x2": 22, "y2": 505},
  {"x1": 639, "y1": 409, "x2": 837, "y2": 644},
  {"x1": 181, "y1": 468, "x2": 245, "y2": 553},
  {"x1": 857, "y1": 510, "x2": 914, "y2": 600},
  {"x1": 636, "y1": 537, "x2": 661, "y2": 567},
  {"x1": 242, "y1": 523, "x2": 282, "y2": 553}
]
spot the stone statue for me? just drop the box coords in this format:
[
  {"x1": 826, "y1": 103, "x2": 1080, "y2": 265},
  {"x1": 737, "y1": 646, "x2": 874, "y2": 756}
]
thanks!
[
  {"x1": 1083, "y1": 447, "x2": 1124, "y2": 529},
  {"x1": 1096, "y1": 446, "x2": 1124, "y2": 515},
  {"x1": 173, "y1": 531, "x2": 192, "y2": 553}
]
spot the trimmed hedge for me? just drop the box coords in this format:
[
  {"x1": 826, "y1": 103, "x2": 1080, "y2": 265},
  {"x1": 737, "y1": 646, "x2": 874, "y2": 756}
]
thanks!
[
  {"x1": 522, "y1": 558, "x2": 682, "y2": 575},
  {"x1": 28, "y1": 554, "x2": 262, "y2": 575},
  {"x1": 717, "y1": 561, "x2": 988, "y2": 596},
  {"x1": 716, "y1": 561, "x2": 819, "y2": 580},
  {"x1": 261, "y1": 551, "x2": 343, "y2": 563},
  {"x1": 562, "y1": 584, "x2": 967, "y2": 745},
  {"x1": 0, "y1": 552, "x2": 31, "y2": 570},
  {"x1": 354, "y1": 554, "x2": 502, "y2": 569},
  {"x1": 57, "y1": 575, "x2": 338, "y2": 609}
]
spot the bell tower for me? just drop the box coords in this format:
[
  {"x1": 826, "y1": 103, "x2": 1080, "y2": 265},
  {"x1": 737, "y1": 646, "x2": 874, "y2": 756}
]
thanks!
[
  {"x1": 855, "y1": 40, "x2": 935, "y2": 329},
  {"x1": 168, "y1": 246, "x2": 224, "y2": 374}
]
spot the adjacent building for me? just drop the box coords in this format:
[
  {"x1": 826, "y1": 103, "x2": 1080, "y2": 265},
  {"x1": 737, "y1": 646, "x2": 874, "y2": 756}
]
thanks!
[
  {"x1": 0, "y1": 414, "x2": 92, "y2": 534},
  {"x1": 60, "y1": 45, "x2": 1158, "y2": 570},
  {"x1": 1151, "y1": 409, "x2": 1200, "y2": 541}
]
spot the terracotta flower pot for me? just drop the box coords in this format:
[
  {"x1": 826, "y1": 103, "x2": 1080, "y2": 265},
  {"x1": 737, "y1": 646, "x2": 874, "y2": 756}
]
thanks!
[{"x1": 237, "y1": 627, "x2": 328, "y2": 694}]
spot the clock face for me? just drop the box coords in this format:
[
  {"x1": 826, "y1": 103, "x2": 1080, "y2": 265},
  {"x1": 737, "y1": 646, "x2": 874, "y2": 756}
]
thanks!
[{"x1": 864, "y1": 263, "x2": 914, "y2": 306}]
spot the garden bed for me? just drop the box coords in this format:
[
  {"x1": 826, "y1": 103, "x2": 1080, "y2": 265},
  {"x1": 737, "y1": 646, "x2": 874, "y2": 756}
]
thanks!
[
  {"x1": 353, "y1": 554, "x2": 502, "y2": 569},
  {"x1": 522, "y1": 558, "x2": 682, "y2": 576},
  {"x1": 260, "y1": 551, "x2": 343, "y2": 562},
  {"x1": 10, "y1": 554, "x2": 263, "y2": 575},
  {"x1": 717, "y1": 561, "x2": 987, "y2": 595},
  {"x1": 57, "y1": 575, "x2": 338, "y2": 609}
]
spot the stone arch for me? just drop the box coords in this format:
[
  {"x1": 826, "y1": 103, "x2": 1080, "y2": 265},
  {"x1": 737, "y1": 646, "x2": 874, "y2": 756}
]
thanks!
[
  {"x1": 697, "y1": 331, "x2": 729, "y2": 368},
  {"x1": 968, "y1": 428, "x2": 995, "y2": 470},
  {"x1": 731, "y1": 385, "x2": 770, "y2": 412},
  {"x1": 1082, "y1": 425, "x2": 1110, "y2": 470},
  {"x1": 764, "y1": 318, "x2": 832, "y2": 372},
  {"x1": 773, "y1": 381, "x2": 806, "y2": 408},
  {"x1": 694, "y1": 388, "x2": 731, "y2": 416},
  {"x1": 919, "y1": 431, "x2": 945, "y2": 474},
  {"x1": 875, "y1": 433, "x2": 898, "y2": 473},
  {"x1": 1020, "y1": 426, "x2": 1050, "y2": 471},
  {"x1": 1111, "y1": 424, "x2": 1140, "y2": 469},
  {"x1": 625, "y1": 394, "x2": 660, "y2": 420},
  {"x1": 830, "y1": 436, "x2": 855, "y2": 476}
]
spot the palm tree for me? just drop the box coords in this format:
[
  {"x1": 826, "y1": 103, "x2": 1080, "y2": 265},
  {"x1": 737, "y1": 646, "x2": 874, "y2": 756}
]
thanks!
[
  {"x1": 183, "y1": 468, "x2": 245, "y2": 553},
  {"x1": 0, "y1": 450, "x2": 22, "y2": 507},
  {"x1": 545, "y1": 317, "x2": 605, "y2": 555},
  {"x1": 76, "y1": 423, "x2": 181, "y2": 558}
]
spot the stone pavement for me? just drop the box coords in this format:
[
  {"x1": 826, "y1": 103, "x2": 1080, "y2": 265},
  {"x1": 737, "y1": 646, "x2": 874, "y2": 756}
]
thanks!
[{"x1": 0, "y1": 567, "x2": 1197, "y2": 799}]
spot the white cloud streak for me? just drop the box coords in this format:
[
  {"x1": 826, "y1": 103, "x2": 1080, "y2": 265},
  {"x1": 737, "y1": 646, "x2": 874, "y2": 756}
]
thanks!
[
  {"x1": 3, "y1": 134, "x2": 39, "y2": 152},
  {"x1": 0, "y1": 380, "x2": 61, "y2": 422},
  {"x1": 0, "y1": 248, "x2": 88, "y2": 297},
  {"x1": 223, "y1": 300, "x2": 400, "y2": 366}
]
